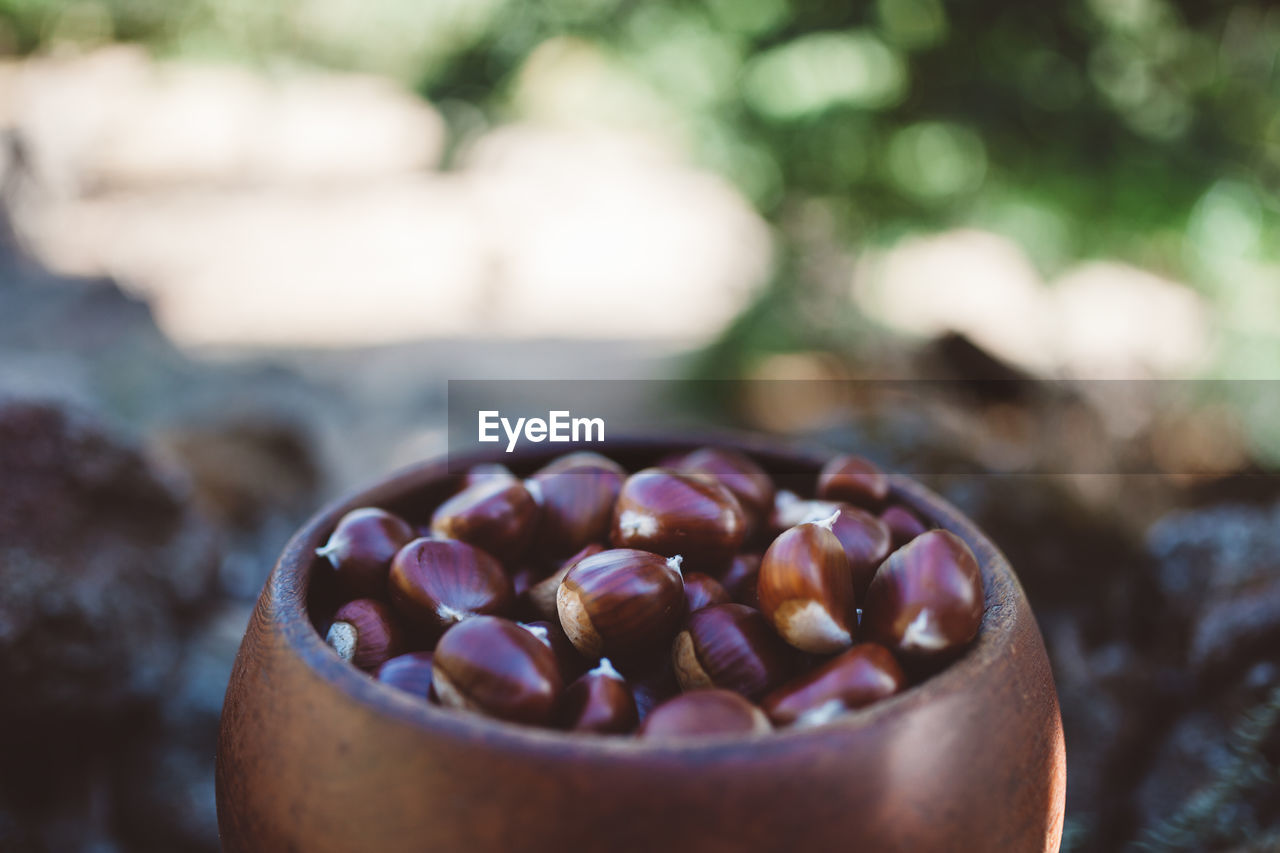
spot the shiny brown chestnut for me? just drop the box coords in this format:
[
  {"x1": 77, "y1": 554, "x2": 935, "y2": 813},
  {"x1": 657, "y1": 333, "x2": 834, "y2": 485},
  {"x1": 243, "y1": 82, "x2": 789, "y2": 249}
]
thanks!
[
  {"x1": 672, "y1": 603, "x2": 796, "y2": 700},
  {"x1": 817, "y1": 454, "x2": 889, "y2": 508},
  {"x1": 389, "y1": 538, "x2": 514, "y2": 637},
  {"x1": 880, "y1": 504, "x2": 928, "y2": 550},
  {"x1": 787, "y1": 502, "x2": 891, "y2": 598},
  {"x1": 676, "y1": 447, "x2": 775, "y2": 533},
  {"x1": 520, "y1": 619, "x2": 590, "y2": 683},
  {"x1": 721, "y1": 553, "x2": 762, "y2": 609},
  {"x1": 463, "y1": 463, "x2": 517, "y2": 489},
  {"x1": 430, "y1": 478, "x2": 539, "y2": 562},
  {"x1": 315, "y1": 507, "x2": 416, "y2": 598},
  {"x1": 325, "y1": 598, "x2": 406, "y2": 673},
  {"x1": 862, "y1": 529, "x2": 984, "y2": 661},
  {"x1": 682, "y1": 572, "x2": 730, "y2": 614},
  {"x1": 758, "y1": 513, "x2": 856, "y2": 654},
  {"x1": 611, "y1": 468, "x2": 746, "y2": 573},
  {"x1": 768, "y1": 489, "x2": 811, "y2": 532},
  {"x1": 638, "y1": 689, "x2": 772, "y2": 739},
  {"x1": 376, "y1": 651, "x2": 436, "y2": 701},
  {"x1": 557, "y1": 548, "x2": 686, "y2": 660},
  {"x1": 527, "y1": 452, "x2": 625, "y2": 557},
  {"x1": 557, "y1": 658, "x2": 639, "y2": 734},
  {"x1": 509, "y1": 564, "x2": 540, "y2": 600},
  {"x1": 621, "y1": 654, "x2": 680, "y2": 722},
  {"x1": 761, "y1": 643, "x2": 904, "y2": 728},
  {"x1": 431, "y1": 615, "x2": 563, "y2": 726},
  {"x1": 526, "y1": 543, "x2": 604, "y2": 622}
]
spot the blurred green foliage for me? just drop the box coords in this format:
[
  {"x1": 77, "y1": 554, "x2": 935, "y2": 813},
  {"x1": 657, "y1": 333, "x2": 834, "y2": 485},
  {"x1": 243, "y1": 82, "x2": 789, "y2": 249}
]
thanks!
[{"x1": 2, "y1": 0, "x2": 1279, "y2": 374}]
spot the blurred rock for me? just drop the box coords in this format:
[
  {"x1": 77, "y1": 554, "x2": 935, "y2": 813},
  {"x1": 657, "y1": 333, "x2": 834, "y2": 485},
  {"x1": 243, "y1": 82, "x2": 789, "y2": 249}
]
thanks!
[
  {"x1": 154, "y1": 415, "x2": 322, "y2": 531},
  {"x1": 108, "y1": 605, "x2": 250, "y2": 853},
  {"x1": 0, "y1": 46, "x2": 446, "y2": 193},
  {"x1": 1042, "y1": 616, "x2": 1132, "y2": 839},
  {"x1": 1148, "y1": 503, "x2": 1280, "y2": 675},
  {"x1": 1049, "y1": 262, "x2": 1209, "y2": 379},
  {"x1": 1131, "y1": 662, "x2": 1280, "y2": 851},
  {"x1": 853, "y1": 230, "x2": 1210, "y2": 379},
  {"x1": 854, "y1": 229, "x2": 1054, "y2": 372},
  {"x1": 5, "y1": 48, "x2": 770, "y2": 347},
  {"x1": 0, "y1": 398, "x2": 219, "y2": 723}
]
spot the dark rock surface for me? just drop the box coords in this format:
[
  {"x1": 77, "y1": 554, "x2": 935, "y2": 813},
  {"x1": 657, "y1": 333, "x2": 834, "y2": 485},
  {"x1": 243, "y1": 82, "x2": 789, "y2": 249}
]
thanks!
[
  {"x1": 0, "y1": 398, "x2": 220, "y2": 721},
  {"x1": 0, "y1": 217, "x2": 322, "y2": 851}
]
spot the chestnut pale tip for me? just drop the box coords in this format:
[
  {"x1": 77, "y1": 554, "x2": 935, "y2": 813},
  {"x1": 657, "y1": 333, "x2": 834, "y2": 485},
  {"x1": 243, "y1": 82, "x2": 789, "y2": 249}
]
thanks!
[
  {"x1": 315, "y1": 541, "x2": 340, "y2": 566},
  {"x1": 556, "y1": 584, "x2": 601, "y2": 659},
  {"x1": 617, "y1": 509, "x2": 659, "y2": 538},
  {"x1": 671, "y1": 630, "x2": 711, "y2": 690},
  {"x1": 793, "y1": 698, "x2": 846, "y2": 729},
  {"x1": 523, "y1": 478, "x2": 543, "y2": 506},
  {"x1": 900, "y1": 609, "x2": 949, "y2": 653},
  {"x1": 771, "y1": 600, "x2": 852, "y2": 654},
  {"x1": 521, "y1": 623, "x2": 552, "y2": 647},
  {"x1": 592, "y1": 657, "x2": 624, "y2": 680},
  {"x1": 431, "y1": 669, "x2": 478, "y2": 714},
  {"x1": 325, "y1": 622, "x2": 358, "y2": 661},
  {"x1": 809, "y1": 509, "x2": 842, "y2": 532},
  {"x1": 436, "y1": 603, "x2": 469, "y2": 625},
  {"x1": 667, "y1": 555, "x2": 684, "y2": 575}
]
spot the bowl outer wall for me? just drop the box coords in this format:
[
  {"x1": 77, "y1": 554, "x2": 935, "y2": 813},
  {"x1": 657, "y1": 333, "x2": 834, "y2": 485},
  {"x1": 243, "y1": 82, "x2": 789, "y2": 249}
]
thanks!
[{"x1": 216, "y1": 436, "x2": 1066, "y2": 853}]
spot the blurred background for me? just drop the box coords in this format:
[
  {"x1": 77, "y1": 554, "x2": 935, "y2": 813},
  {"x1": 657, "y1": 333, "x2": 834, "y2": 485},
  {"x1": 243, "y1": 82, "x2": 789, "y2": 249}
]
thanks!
[{"x1": 1, "y1": 1, "x2": 1278, "y2": 850}]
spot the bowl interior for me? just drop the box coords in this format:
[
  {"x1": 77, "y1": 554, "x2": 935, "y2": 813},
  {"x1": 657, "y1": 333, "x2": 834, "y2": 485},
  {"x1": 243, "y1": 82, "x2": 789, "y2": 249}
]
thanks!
[{"x1": 282, "y1": 434, "x2": 1020, "y2": 756}]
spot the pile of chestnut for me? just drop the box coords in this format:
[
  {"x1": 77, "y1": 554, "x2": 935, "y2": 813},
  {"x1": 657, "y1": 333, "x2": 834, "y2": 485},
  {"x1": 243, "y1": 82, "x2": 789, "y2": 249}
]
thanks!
[{"x1": 314, "y1": 449, "x2": 985, "y2": 739}]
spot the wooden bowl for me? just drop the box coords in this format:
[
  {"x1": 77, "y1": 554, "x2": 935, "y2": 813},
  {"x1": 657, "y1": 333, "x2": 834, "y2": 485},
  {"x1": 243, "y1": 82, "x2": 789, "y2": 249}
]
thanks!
[{"x1": 217, "y1": 436, "x2": 1065, "y2": 853}]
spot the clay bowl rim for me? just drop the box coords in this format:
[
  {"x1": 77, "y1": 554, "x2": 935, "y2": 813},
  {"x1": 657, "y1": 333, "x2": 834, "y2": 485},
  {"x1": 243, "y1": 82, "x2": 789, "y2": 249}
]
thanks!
[{"x1": 269, "y1": 432, "x2": 1024, "y2": 757}]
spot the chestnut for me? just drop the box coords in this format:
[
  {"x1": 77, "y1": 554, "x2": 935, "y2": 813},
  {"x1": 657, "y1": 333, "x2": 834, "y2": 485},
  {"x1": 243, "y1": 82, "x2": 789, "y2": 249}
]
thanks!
[
  {"x1": 861, "y1": 529, "x2": 984, "y2": 661},
  {"x1": 817, "y1": 454, "x2": 889, "y2": 509},
  {"x1": 376, "y1": 651, "x2": 436, "y2": 701},
  {"x1": 509, "y1": 563, "x2": 540, "y2": 600},
  {"x1": 315, "y1": 507, "x2": 415, "y2": 598},
  {"x1": 611, "y1": 468, "x2": 746, "y2": 573},
  {"x1": 430, "y1": 478, "x2": 539, "y2": 562},
  {"x1": 792, "y1": 503, "x2": 891, "y2": 598},
  {"x1": 638, "y1": 689, "x2": 771, "y2": 739},
  {"x1": 527, "y1": 452, "x2": 625, "y2": 557},
  {"x1": 768, "y1": 489, "x2": 810, "y2": 532},
  {"x1": 520, "y1": 619, "x2": 590, "y2": 683},
  {"x1": 325, "y1": 598, "x2": 405, "y2": 672},
  {"x1": 758, "y1": 512, "x2": 857, "y2": 654},
  {"x1": 558, "y1": 658, "x2": 639, "y2": 734},
  {"x1": 761, "y1": 643, "x2": 904, "y2": 727},
  {"x1": 622, "y1": 655, "x2": 680, "y2": 722},
  {"x1": 880, "y1": 505, "x2": 927, "y2": 550},
  {"x1": 388, "y1": 538, "x2": 514, "y2": 637},
  {"x1": 526, "y1": 543, "x2": 604, "y2": 621},
  {"x1": 463, "y1": 463, "x2": 517, "y2": 489},
  {"x1": 557, "y1": 548, "x2": 686, "y2": 660},
  {"x1": 676, "y1": 447, "x2": 774, "y2": 533},
  {"x1": 721, "y1": 553, "x2": 762, "y2": 609},
  {"x1": 431, "y1": 615, "x2": 563, "y2": 725},
  {"x1": 682, "y1": 572, "x2": 730, "y2": 615},
  {"x1": 672, "y1": 603, "x2": 796, "y2": 699}
]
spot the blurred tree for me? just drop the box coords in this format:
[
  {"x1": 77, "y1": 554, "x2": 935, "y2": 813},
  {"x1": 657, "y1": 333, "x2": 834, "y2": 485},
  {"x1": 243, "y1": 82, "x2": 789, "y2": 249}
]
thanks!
[{"x1": 1, "y1": 0, "x2": 1278, "y2": 376}]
